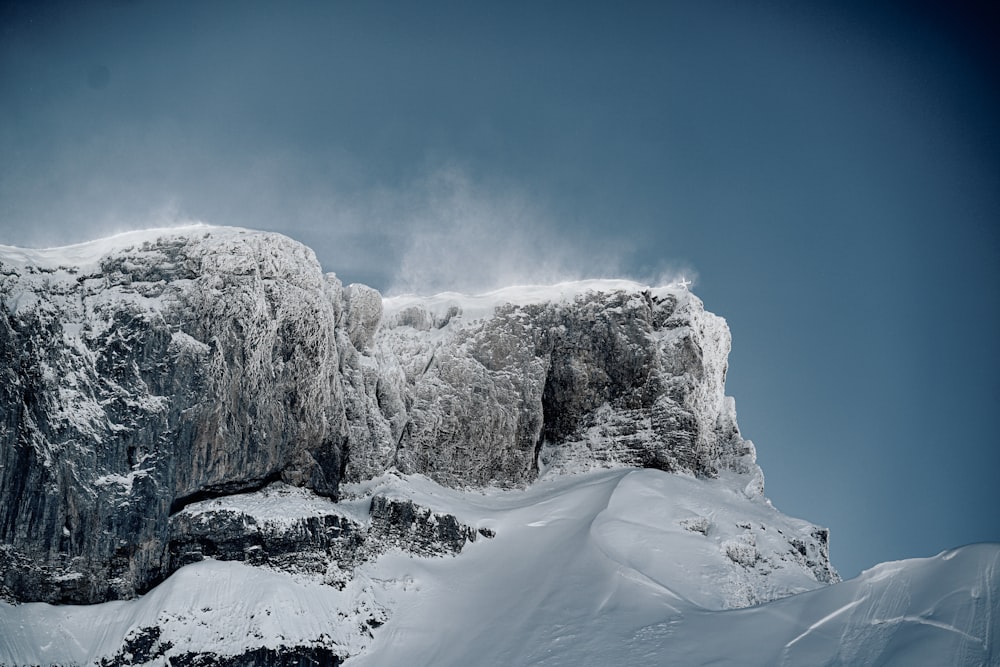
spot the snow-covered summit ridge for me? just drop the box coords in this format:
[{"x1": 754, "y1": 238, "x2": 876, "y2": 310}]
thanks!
[
  {"x1": 0, "y1": 225, "x2": 330, "y2": 316},
  {"x1": 0, "y1": 223, "x2": 219, "y2": 270},
  {"x1": 0, "y1": 225, "x2": 695, "y2": 322},
  {"x1": 381, "y1": 278, "x2": 697, "y2": 324}
]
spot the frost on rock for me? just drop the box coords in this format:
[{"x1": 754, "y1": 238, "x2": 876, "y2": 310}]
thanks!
[
  {"x1": 0, "y1": 227, "x2": 350, "y2": 603},
  {"x1": 360, "y1": 284, "x2": 759, "y2": 489},
  {"x1": 165, "y1": 481, "x2": 483, "y2": 590}
]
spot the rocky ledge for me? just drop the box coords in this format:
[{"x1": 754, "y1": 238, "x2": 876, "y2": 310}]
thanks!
[{"x1": 166, "y1": 480, "x2": 488, "y2": 587}]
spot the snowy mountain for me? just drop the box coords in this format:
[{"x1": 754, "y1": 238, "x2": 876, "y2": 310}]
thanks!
[{"x1": 0, "y1": 226, "x2": 996, "y2": 665}]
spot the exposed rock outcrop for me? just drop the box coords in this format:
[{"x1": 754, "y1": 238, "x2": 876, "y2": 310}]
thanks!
[
  {"x1": 368, "y1": 496, "x2": 484, "y2": 557},
  {"x1": 343, "y1": 285, "x2": 758, "y2": 492},
  {"x1": 165, "y1": 481, "x2": 483, "y2": 588}
]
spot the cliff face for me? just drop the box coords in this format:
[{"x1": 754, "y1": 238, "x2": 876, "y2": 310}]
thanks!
[
  {"x1": 0, "y1": 226, "x2": 819, "y2": 607},
  {"x1": 347, "y1": 283, "x2": 759, "y2": 492},
  {"x1": 0, "y1": 228, "x2": 348, "y2": 603}
]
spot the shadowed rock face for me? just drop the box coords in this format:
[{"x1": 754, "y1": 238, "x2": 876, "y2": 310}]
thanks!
[
  {"x1": 0, "y1": 228, "x2": 763, "y2": 604},
  {"x1": 354, "y1": 288, "x2": 758, "y2": 489}
]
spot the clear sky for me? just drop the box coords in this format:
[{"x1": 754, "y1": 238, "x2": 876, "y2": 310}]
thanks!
[{"x1": 1, "y1": 0, "x2": 997, "y2": 579}]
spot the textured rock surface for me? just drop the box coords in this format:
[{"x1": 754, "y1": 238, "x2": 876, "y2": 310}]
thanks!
[
  {"x1": 0, "y1": 227, "x2": 349, "y2": 603},
  {"x1": 165, "y1": 481, "x2": 482, "y2": 588},
  {"x1": 100, "y1": 636, "x2": 344, "y2": 667},
  {"x1": 96, "y1": 626, "x2": 345, "y2": 667},
  {"x1": 0, "y1": 226, "x2": 808, "y2": 606},
  {"x1": 368, "y1": 495, "x2": 485, "y2": 557},
  {"x1": 347, "y1": 284, "x2": 758, "y2": 491},
  {"x1": 168, "y1": 508, "x2": 363, "y2": 581}
]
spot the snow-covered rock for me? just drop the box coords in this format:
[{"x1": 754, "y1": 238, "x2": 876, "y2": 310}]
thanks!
[
  {"x1": 0, "y1": 225, "x2": 995, "y2": 666},
  {"x1": 1, "y1": 227, "x2": 350, "y2": 603},
  {"x1": 350, "y1": 281, "x2": 759, "y2": 490},
  {"x1": 0, "y1": 227, "x2": 778, "y2": 605},
  {"x1": 166, "y1": 479, "x2": 485, "y2": 588},
  {"x1": 3, "y1": 224, "x2": 900, "y2": 664}
]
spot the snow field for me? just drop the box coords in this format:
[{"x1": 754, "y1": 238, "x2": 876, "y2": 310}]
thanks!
[{"x1": 1, "y1": 469, "x2": 996, "y2": 666}]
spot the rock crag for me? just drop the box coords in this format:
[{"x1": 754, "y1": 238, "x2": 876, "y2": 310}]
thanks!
[{"x1": 0, "y1": 226, "x2": 827, "y2": 608}]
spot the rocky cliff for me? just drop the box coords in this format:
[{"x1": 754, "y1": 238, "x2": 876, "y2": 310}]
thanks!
[
  {"x1": 0, "y1": 227, "x2": 350, "y2": 603},
  {"x1": 0, "y1": 225, "x2": 829, "y2": 610},
  {"x1": 364, "y1": 283, "x2": 758, "y2": 489}
]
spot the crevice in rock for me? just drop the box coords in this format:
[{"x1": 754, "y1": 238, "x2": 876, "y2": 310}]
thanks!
[
  {"x1": 168, "y1": 471, "x2": 285, "y2": 516},
  {"x1": 533, "y1": 433, "x2": 546, "y2": 472},
  {"x1": 392, "y1": 421, "x2": 411, "y2": 468},
  {"x1": 339, "y1": 442, "x2": 350, "y2": 482},
  {"x1": 420, "y1": 347, "x2": 438, "y2": 376}
]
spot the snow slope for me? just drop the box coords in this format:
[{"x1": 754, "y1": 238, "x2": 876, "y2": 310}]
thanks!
[
  {"x1": 2, "y1": 468, "x2": 995, "y2": 666},
  {"x1": 346, "y1": 469, "x2": 998, "y2": 667}
]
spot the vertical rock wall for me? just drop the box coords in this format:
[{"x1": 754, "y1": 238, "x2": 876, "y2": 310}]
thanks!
[
  {"x1": 0, "y1": 229, "x2": 349, "y2": 602},
  {"x1": 348, "y1": 286, "x2": 759, "y2": 489}
]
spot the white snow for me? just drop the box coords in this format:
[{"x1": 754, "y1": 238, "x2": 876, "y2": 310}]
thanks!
[
  {"x1": 347, "y1": 469, "x2": 998, "y2": 667},
  {"x1": 382, "y1": 279, "x2": 691, "y2": 325},
  {"x1": 2, "y1": 468, "x2": 995, "y2": 666},
  {"x1": 179, "y1": 481, "x2": 359, "y2": 525},
  {"x1": 0, "y1": 224, "x2": 213, "y2": 273},
  {"x1": 0, "y1": 559, "x2": 377, "y2": 665},
  {"x1": 93, "y1": 469, "x2": 151, "y2": 495}
]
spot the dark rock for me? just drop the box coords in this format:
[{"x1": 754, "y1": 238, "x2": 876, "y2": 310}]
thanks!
[
  {"x1": 98, "y1": 631, "x2": 343, "y2": 667},
  {"x1": 166, "y1": 506, "x2": 365, "y2": 583},
  {"x1": 368, "y1": 496, "x2": 479, "y2": 557},
  {"x1": 99, "y1": 626, "x2": 173, "y2": 667},
  {"x1": 169, "y1": 646, "x2": 343, "y2": 667}
]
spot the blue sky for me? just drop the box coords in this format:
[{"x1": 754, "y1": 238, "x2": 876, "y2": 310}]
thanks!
[{"x1": 1, "y1": 0, "x2": 997, "y2": 579}]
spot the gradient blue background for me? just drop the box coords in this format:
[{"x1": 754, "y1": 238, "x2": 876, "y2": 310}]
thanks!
[{"x1": 2, "y1": 1, "x2": 997, "y2": 579}]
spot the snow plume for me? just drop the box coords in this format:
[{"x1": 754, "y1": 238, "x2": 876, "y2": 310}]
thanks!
[
  {"x1": 363, "y1": 166, "x2": 703, "y2": 296},
  {"x1": 0, "y1": 142, "x2": 696, "y2": 295},
  {"x1": 630, "y1": 261, "x2": 700, "y2": 293},
  {"x1": 0, "y1": 199, "x2": 209, "y2": 255},
  {"x1": 383, "y1": 166, "x2": 624, "y2": 295},
  {"x1": 90, "y1": 200, "x2": 208, "y2": 242}
]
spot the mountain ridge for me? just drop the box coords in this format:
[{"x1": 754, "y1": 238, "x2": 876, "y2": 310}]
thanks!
[{"x1": 0, "y1": 225, "x2": 994, "y2": 666}]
